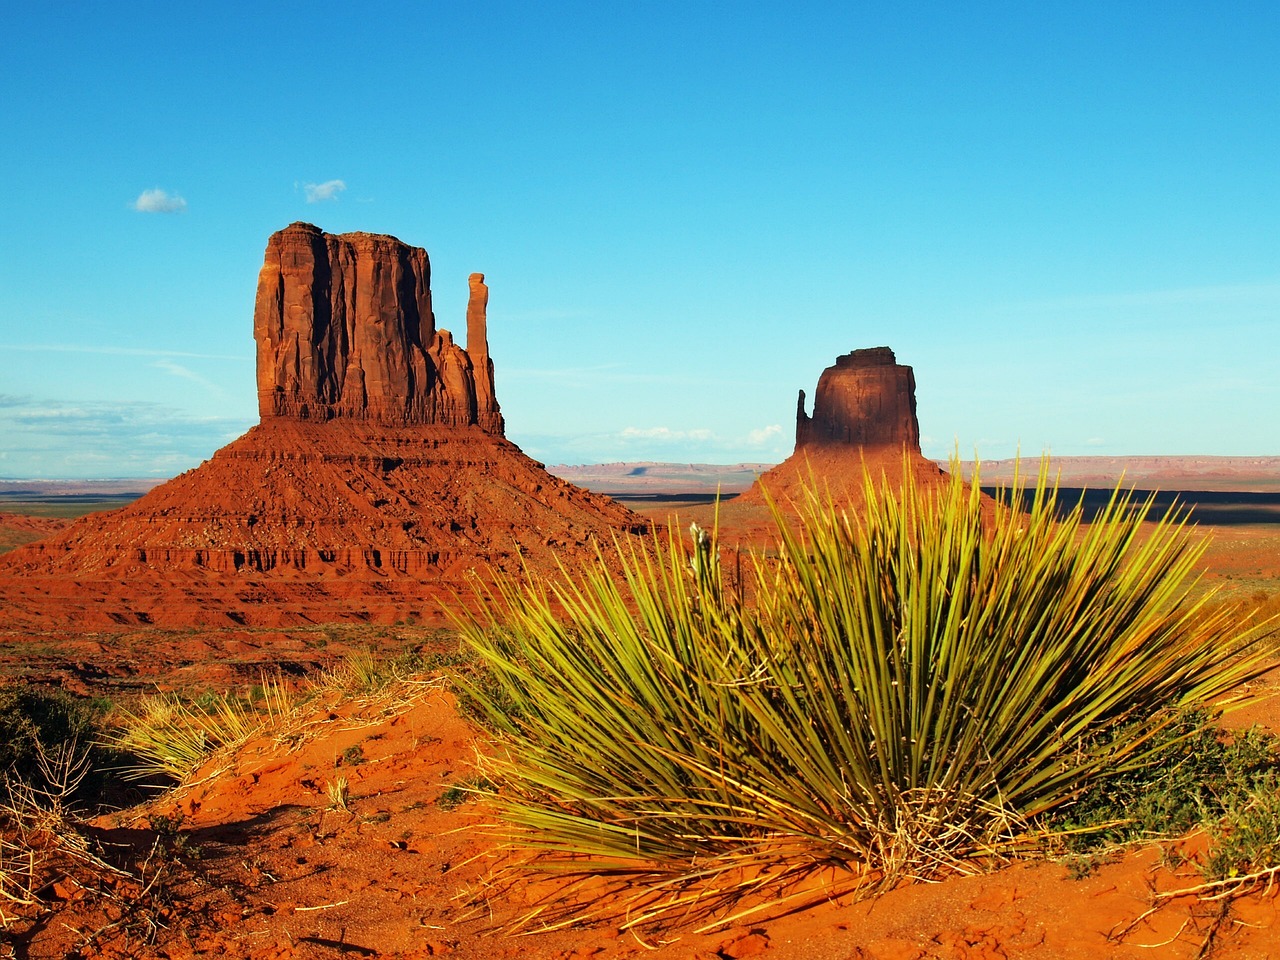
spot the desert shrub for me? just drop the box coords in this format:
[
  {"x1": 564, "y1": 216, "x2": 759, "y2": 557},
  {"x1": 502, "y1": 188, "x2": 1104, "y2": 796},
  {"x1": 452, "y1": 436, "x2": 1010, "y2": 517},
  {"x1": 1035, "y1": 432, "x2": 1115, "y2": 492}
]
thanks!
[
  {"x1": 0, "y1": 685, "x2": 115, "y2": 804},
  {"x1": 456, "y1": 460, "x2": 1273, "y2": 918},
  {"x1": 1050, "y1": 713, "x2": 1280, "y2": 850},
  {"x1": 1203, "y1": 777, "x2": 1280, "y2": 880}
]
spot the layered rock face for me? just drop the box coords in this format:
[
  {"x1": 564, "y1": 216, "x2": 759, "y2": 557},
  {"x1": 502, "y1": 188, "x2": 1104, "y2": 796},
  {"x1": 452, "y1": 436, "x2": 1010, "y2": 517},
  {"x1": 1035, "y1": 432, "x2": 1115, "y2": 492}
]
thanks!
[
  {"x1": 0, "y1": 224, "x2": 644, "y2": 628},
  {"x1": 795, "y1": 347, "x2": 920, "y2": 450},
  {"x1": 4, "y1": 420, "x2": 644, "y2": 582},
  {"x1": 254, "y1": 223, "x2": 502, "y2": 432}
]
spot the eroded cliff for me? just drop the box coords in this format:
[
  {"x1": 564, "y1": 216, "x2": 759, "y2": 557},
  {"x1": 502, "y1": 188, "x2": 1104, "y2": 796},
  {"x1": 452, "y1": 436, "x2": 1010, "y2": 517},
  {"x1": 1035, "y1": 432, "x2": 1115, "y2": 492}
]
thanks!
[{"x1": 254, "y1": 223, "x2": 502, "y2": 432}]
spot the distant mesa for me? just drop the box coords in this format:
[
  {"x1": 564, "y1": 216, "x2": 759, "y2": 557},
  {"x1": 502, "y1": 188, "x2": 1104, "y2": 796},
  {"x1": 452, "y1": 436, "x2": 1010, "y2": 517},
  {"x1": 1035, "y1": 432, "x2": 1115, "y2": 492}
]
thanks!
[
  {"x1": 794, "y1": 347, "x2": 920, "y2": 450},
  {"x1": 0, "y1": 223, "x2": 645, "y2": 628},
  {"x1": 738, "y1": 346, "x2": 943, "y2": 506}
]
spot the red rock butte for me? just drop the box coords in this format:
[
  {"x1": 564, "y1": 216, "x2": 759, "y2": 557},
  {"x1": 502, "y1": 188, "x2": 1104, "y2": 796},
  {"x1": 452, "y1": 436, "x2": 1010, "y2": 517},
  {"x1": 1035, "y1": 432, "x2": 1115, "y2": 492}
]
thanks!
[
  {"x1": 736, "y1": 346, "x2": 944, "y2": 508},
  {"x1": 255, "y1": 223, "x2": 503, "y2": 433},
  {"x1": 0, "y1": 224, "x2": 646, "y2": 628}
]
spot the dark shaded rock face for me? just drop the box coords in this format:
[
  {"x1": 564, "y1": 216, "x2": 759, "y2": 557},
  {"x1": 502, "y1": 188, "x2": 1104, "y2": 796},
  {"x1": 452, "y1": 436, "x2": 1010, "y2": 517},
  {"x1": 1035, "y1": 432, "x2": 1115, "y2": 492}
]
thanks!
[
  {"x1": 795, "y1": 347, "x2": 920, "y2": 451},
  {"x1": 733, "y1": 345, "x2": 938, "y2": 510},
  {"x1": 254, "y1": 222, "x2": 503, "y2": 432}
]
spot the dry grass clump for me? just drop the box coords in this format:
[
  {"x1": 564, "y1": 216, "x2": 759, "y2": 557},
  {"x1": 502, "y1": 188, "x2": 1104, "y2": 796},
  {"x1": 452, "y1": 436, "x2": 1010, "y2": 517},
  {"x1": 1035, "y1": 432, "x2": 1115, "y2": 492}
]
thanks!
[
  {"x1": 0, "y1": 734, "x2": 179, "y2": 948},
  {"x1": 108, "y1": 647, "x2": 448, "y2": 786},
  {"x1": 109, "y1": 676, "x2": 296, "y2": 783},
  {"x1": 1, "y1": 738, "x2": 103, "y2": 922},
  {"x1": 457, "y1": 460, "x2": 1274, "y2": 927}
]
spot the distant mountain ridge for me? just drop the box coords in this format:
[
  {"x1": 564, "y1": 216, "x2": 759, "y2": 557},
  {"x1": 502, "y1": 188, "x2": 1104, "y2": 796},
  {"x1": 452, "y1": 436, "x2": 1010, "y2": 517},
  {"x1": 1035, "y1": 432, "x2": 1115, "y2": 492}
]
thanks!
[
  {"x1": 0, "y1": 479, "x2": 167, "y2": 496},
  {"x1": 550, "y1": 456, "x2": 1280, "y2": 495},
  {"x1": 548, "y1": 462, "x2": 776, "y2": 494},
  {"x1": 958, "y1": 456, "x2": 1280, "y2": 492},
  {"x1": 5, "y1": 456, "x2": 1278, "y2": 500}
]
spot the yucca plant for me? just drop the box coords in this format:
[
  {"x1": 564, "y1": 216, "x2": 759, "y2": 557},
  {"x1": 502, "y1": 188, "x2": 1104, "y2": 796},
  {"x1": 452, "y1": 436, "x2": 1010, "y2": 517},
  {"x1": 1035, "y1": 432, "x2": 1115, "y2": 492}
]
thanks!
[{"x1": 456, "y1": 459, "x2": 1272, "y2": 924}]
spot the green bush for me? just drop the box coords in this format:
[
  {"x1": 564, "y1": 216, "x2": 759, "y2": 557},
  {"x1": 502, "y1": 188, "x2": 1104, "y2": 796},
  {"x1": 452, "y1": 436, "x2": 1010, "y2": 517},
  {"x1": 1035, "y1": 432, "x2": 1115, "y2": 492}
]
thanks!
[
  {"x1": 1204, "y1": 778, "x2": 1280, "y2": 880},
  {"x1": 1050, "y1": 712, "x2": 1280, "y2": 850},
  {"x1": 0, "y1": 685, "x2": 112, "y2": 803},
  {"x1": 456, "y1": 460, "x2": 1272, "y2": 913}
]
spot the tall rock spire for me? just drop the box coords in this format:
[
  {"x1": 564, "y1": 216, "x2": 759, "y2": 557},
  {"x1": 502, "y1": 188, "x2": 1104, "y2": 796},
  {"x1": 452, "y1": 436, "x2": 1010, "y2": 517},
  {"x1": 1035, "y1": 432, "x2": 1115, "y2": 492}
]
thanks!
[{"x1": 466, "y1": 272, "x2": 503, "y2": 435}]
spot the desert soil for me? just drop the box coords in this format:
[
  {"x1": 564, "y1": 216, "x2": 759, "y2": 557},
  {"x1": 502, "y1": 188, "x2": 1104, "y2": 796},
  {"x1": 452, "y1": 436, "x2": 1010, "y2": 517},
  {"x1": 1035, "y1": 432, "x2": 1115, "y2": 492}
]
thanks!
[{"x1": 1, "y1": 469, "x2": 1278, "y2": 959}]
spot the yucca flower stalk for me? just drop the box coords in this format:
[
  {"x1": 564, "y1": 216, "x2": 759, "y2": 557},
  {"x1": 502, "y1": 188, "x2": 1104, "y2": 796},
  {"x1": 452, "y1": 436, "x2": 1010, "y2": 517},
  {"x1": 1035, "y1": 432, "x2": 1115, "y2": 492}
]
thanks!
[{"x1": 456, "y1": 459, "x2": 1271, "y2": 920}]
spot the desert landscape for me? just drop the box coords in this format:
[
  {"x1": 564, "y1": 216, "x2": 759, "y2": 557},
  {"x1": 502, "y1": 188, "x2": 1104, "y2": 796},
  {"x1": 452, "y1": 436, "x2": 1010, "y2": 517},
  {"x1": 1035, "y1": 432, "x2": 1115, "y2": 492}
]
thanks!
[
  {"x1": 0, "y1": 222, "x2": 1277, "y2": 960},
  {"x1": 5, "y1": 7, "x2": 1279, "y2": 958}
]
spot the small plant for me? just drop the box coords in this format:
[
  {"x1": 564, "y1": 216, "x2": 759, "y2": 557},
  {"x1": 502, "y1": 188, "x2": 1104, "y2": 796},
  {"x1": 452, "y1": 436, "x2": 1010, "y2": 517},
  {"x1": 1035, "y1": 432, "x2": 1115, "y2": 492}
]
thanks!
[
  {"x1": 319, "y1": 648, "x2": 393, "y2": 694},
  {"x1": 339, "y1": 744, "x2": 366, "y2": 767},
  {"x1": 110, "y1": 676, "x2": 294, "y2": 783},
  {"x1": 0, "y1": 735, "x2": 141, "y2": 938},
  {"x1": 0, "y1": 685, "x2": 114, "y2": 804},
  {"x1": 1203, "y1": 777, "x2": 1280, "y2": 881},
  {"x1": 326, "y1": 776, "x2": 351, "y2": 811},
  {"x1": 437, "y1": 776, "x2": 493, "y2": 811},
  {"x1": 456, "y1": 458, "x2": 1274, "y2": 925},
  {"x1": 1050, "y1": 714, "x2": 1280, "y2": 851}
]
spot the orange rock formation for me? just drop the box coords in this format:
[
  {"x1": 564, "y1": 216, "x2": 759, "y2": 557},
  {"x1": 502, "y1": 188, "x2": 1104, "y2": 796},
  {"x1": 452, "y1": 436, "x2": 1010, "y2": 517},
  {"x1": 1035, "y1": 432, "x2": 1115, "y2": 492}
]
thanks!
[
  {"x1": 254, "y1": 223, "x2": 503, "y2": 432},
  {"x1": 738, "y1": 346, "x2": 944, "y2": 506},
  {"x1": 0, "y1": 224, "x2": 644, "y2": 627}
]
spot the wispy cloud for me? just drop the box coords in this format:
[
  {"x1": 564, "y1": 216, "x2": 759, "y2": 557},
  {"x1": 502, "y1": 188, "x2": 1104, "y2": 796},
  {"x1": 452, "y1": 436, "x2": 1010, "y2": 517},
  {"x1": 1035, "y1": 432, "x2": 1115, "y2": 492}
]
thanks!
[
  {"x1": 151, "y1": 359, "x2": 224, "y2": 395},
  {"x1": 304, "y1": 179, "x2": 347, "y2": 203},
  {"x1": 134, "y1": 188, "x2": 187, "y2": 213},
  {"x1": 620, "y1": 426, "x2": 715, "y2": 442},
  {"x1": 0, "y1": 394, "x2": 253, "y2": 479},
  {"x1": 515, "y1": 420, "x2": 793, "y2": 466},
  {"x1": 747, "y1": 424, "x2": 782, "y2": 445},
  {"x1": 0, "y1": 344, "x2": 248, "y2": 362}
]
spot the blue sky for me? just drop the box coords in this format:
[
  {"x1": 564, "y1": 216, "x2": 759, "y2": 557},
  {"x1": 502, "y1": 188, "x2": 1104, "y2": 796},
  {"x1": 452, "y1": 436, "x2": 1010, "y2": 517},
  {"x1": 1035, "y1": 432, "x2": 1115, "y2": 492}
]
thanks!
[{"x1": 1, "y1": 2, "x2": 1276, "y2": 478}]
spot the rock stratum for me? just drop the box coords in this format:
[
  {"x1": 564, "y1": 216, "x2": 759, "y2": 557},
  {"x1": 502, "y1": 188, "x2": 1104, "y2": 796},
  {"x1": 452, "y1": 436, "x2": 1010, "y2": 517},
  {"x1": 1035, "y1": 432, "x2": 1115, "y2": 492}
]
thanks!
[{"x1": 0, "y1": 224, "x2": 644, "y2": 628}]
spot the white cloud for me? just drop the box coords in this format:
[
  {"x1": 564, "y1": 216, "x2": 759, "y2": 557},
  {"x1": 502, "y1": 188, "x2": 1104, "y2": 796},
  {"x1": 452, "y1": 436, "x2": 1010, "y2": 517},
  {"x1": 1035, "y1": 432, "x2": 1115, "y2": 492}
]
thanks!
[
  {"x1": 134, "y1": 188, "x2": 187, "y2": 213},
  {"x1": 620, "y1": 426, "x2": 715, "y2": 442},
  {"x1": 151, "y1": 359, "x2": 224, "y2": 395},
  {"x1": 747, "y1": 424, "x2": 782, "y2": 445},
  {"x1": 0, "y1": 394, "x2": 253, "y2": 478},
  {"x1": 305, "y1": 179, "x2": 347, "y2": 203}
]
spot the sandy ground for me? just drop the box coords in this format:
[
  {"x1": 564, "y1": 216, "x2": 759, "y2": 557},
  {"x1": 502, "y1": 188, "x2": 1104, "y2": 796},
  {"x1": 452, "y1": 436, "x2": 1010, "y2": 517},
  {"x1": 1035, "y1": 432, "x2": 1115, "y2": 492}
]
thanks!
[
  {"x1": 0, "y1": 474, "x2": 1278, "y2": 959},
  {"x1": 13, "y1": 674, "x2": 1280, "y2": 960}
]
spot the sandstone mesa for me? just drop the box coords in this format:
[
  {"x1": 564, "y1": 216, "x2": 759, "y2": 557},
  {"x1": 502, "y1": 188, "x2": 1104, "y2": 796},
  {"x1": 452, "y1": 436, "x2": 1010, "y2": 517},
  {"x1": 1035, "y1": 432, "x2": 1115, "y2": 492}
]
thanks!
[
  {"x1": 0, "y1": 224, "x2": 644, "y2": 628},
  {"x1": 255, "y1": 222, "x2": 503, "y2": 432},
  {"x1": 737, "y1": 345, "x2": 943, "y2": 507}
]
